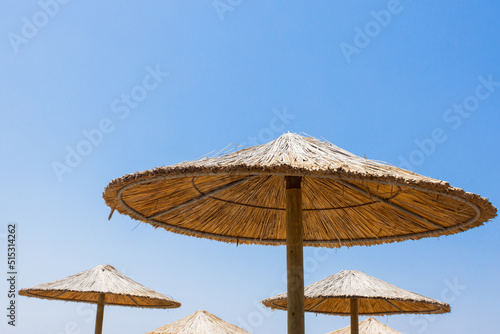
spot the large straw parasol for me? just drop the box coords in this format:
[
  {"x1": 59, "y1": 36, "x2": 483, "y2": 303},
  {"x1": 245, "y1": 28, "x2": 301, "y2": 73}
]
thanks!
[
  {"x1": 326, "y1": 317, "x2": 402, "y2": 334},
  {"x1": 146, "y1": 309, "x2": 251, "y2": 334},
  {"x1": 103, "y1": 133, "x2": 496, "y2": 334},
  {"x1": 19, "y1": 264, "x2": 181, "y2": 334},
  {"x1": 262, "y1": 270, "x2": 449, "y2": 333}
]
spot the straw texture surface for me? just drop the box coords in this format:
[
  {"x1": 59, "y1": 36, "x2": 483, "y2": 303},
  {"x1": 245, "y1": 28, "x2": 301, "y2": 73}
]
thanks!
[
  {"x1": 262, "y1": 270, "x2": 450, "y2": 315},
  {"x1": 326, "y1": 317, "x2": 402, "y2": 334},
  {"x1": 103, "y1": 133, "x2": 496, "y2": 247},
  {"x1": 146, "y1": 310, "x2": 251, "y2": 334},
  {"x1": 19, "y1": 265, "x2": 181, "y2": 308}
]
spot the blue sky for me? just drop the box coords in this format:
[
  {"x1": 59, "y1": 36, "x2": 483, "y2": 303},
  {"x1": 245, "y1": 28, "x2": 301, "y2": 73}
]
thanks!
[{"x1": 1, "y1": 1, "x2": 499, "y2": 333}]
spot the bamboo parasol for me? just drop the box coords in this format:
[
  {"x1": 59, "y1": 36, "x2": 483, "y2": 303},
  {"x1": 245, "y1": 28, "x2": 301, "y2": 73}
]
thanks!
[
  {"x1": 146, "y1": 310, "x2": 251, "y2": 334},
  {"x1": 262, "y1": 270, "x2": 450, "y2": 333},
  {"x1": 326, "y1": 317, "x2": 402, "y2": 334},
  {"x1": 103, "y1": 133, "x2": 496, "y2": 334},
  {"x1": 19, "y1": 265, "x2": 181, "y2": 334}
]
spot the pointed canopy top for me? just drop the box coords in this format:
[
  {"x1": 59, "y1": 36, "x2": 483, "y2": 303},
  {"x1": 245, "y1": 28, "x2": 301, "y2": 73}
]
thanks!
[
  {"x1": 19, "y1": 265, "x2": 181, "y2": 309},
  {"x1": 145, "y1": 310, "x2": 251, "y2": 334},
  {"x1": 262, "y1": 270, "x2": 450, "y2": 315},
  {"x1": 106, "y1": 132, "x2": 438, "y2": 182},
  {"x1": 326, "y1": 317, "x2": 402, "y2": 334},
  {"x1": 103, "y1": 133, "x2": 496, "y2": 247}
]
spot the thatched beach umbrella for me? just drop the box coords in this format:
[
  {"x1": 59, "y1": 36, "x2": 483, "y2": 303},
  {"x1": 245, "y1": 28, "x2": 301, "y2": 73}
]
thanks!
[
  {"x1": 19, "y1": 265, "x2": 181, "y2": 334},
  {"x1": 146, "y1": 310, "x2": 250, "y2": 334},
  {"x1": 327, "y1": 317, "x2": 402, "y2": 334},
  {"x1": 103, "y1": 133, "x2": 495, "y2": 334},
  {"x1": 262, "y1": 270, "x2": 449, "y2": 334}
]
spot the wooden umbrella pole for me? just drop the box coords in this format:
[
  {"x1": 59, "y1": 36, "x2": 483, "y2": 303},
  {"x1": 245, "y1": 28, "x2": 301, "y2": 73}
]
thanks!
[
  {"x1": 285, "y1": 176, "x2": 304, "y2": 334},
  {"x1": 350, "y1": 298, "x2": 359, "y2": 334},
  {"x1": 95, "y1": 293, "x2": 105, "y2": 334}
]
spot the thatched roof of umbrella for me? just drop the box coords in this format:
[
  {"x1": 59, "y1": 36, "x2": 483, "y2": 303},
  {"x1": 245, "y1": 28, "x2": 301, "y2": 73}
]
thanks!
[
  {"x1": 19, "y1": 264, "x2": 180, "y2": 308},
  {"x1": 103, "y1": 133, "x2": 496, "y2": 248},
  {"x1": 146, "y1": 310, "x2": 251, "y2": 334},
  {"x1": 326, "y1": 317, "x2": 402, "y2": 334},
  {"x1": 262, "y1": 270, "x2": 450, "y2": 315},
  {"x1": 20, "y1": 265, "x2": 181, "y2": 334}
]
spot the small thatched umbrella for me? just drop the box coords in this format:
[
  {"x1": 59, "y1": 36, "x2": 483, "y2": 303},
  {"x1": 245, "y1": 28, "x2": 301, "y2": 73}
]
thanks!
[
  {"x1": 146, "y1": 310, "x2": 250, "y2": 334},
  {"x1": 19, "y1": 265, "x2": 181, "y2": 334},
  {"x1": 327, "y1": 317, "x2": 402, "y2": 334},
  {"x1": 262, "y1": 270, "x2": 449, "y2": 334},
  {"x1": 103, "y1": 133, "x2": 496, "y2": 334}
]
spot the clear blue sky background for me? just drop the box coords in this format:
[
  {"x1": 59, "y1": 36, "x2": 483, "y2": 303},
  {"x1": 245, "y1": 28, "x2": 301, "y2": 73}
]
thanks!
[{"x1": 1, "y1": 1, "x2": 499, "y2": 333}]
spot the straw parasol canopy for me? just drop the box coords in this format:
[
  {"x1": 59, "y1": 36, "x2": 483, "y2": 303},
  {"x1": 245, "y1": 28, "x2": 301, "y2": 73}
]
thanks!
[
  {"x1": 19, "y1": 265, "x2": 181, "y2": 334},
  {"x1": 262, "y1": 270, "x2": 449, "y2": 334},
  {"x1": 146, "y1": 310, "x2": 251, "y2": 334},
  {"x1": 262, "y1": 270, "x2": 450, "y2": 315},
  {"x1": 103, "y1": 133, "x2": 496, "y2": 248},
  {"x1": 326, "y1": 317, "x2": 402, "y2": 334},
  {"x1": 103, "y1": 132, "x2": 495, "y2": 334}
]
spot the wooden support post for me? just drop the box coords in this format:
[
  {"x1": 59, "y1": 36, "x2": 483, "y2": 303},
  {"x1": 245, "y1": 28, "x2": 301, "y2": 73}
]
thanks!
[
  {"x1": 350, "y1": 298, "x2": 359, "y2": 334},
  {"x1": 95, "y1": 293, "x2": 105, "y2": 334},
  {"x1": 286, "y1": 176, "x2": 304, "y2": 334}
]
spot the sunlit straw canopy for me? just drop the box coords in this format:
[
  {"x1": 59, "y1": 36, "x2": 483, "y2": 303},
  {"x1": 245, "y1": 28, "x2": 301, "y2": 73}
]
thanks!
[
  {"x1": 103, "y1": 133, "x2": 496, "y2": 247},
  {"x1": 145, "y1": 310, "x2": 251, "y2": 334},
  {"x1": 262, "y1": 270, "x2": 450, "y2": 315},
  {"x1": 326, "y1": 317, "x2": 402, "y2": 334},
  {"x1": 19, "y1": 264, "x2": 180, "y2": 308}
]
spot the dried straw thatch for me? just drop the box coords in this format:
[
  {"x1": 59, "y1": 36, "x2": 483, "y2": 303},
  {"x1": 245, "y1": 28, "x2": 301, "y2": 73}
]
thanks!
[
  {"x1": 19, "y1": 265, "x2": 180, "y2": 308},
  {"x1": 145, "y1": 310, "x2": 251, "y2": 334},
  {"x1": 262, "y1": 270, "x2": 449, "y2": 315},
  {"x1": 326, "y1": 317, "x2": 402, "y2": 334},
  {"x1": 103, "y1": 133, "x2": 496, "y2": 247}
]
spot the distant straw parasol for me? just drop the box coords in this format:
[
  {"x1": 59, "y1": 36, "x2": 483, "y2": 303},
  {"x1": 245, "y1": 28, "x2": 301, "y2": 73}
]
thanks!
[
  {"x1": 326, "y1": 317, "x2": 402, "y2": 334},
  {"x1": 103, "y1": 133, "x2": 495, "y2": 334},
  {"x1": 262, "y1": 270, "x2": 449, "y2": 333},
  {"x1": 145, "y1": 310, "x2": 250, "y2": 334},
  {"x1": 19, "y1": 265, "x2": 181, "y2": 334}
]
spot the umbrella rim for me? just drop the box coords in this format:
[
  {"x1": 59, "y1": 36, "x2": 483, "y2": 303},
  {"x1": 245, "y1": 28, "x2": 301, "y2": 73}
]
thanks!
[
  {"x1": 262, "y1": 295, "x2": 450, "y2": 315},
  {"x1": 18, "y1": 288, "x2": 181, "y2": 309},
  {"x1": 108, "y1": 171, "x2": 484, "y2": 246}
]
